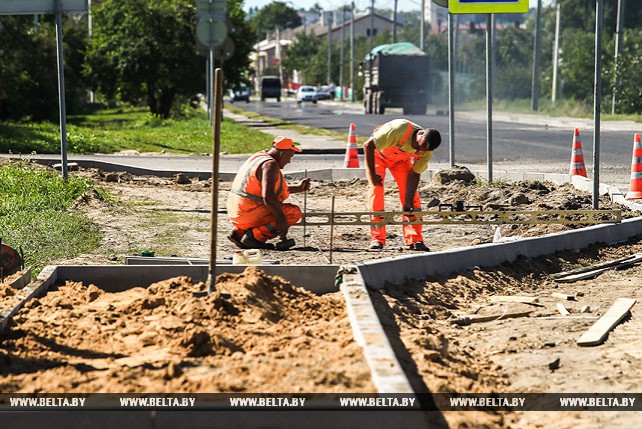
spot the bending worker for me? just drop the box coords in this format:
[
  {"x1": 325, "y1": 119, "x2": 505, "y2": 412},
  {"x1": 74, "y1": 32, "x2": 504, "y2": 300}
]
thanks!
[
  {"x1": 364, "y1": 119, "x2": 441, "y2": 251},
  {"x1": 227, "y1": 136, "x2": 311, "y2": 250}
]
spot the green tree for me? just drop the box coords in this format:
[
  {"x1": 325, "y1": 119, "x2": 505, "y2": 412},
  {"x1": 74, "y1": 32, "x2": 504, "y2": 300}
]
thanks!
[
  {"x1": 250, "y1": 1, "x2": 301, "y2": 40},
  {"x1": 0, "y1": 15, "x2": 87, "y2": 121},
  {"x1": 222, "y1": 0, "x2": 257, "y2": 88},
  {"x1": 84, "y1": 0, "x2": 203, "y2": 118}
]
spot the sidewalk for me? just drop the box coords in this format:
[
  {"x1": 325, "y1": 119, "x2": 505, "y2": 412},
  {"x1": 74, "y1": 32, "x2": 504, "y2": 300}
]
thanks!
[{"x1": 224, "y1": 109, "x2": 347, "y2": 153}]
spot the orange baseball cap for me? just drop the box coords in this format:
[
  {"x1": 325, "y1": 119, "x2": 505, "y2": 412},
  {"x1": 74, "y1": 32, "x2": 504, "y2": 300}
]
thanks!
[{"x1": 272, "y1": 136, "x2": 302, "y2": 152}]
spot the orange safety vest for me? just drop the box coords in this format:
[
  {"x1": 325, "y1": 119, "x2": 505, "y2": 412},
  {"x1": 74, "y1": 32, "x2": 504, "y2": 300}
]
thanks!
[{"x1": 228, "y1": 151, "x2": 289, "y2": 216}]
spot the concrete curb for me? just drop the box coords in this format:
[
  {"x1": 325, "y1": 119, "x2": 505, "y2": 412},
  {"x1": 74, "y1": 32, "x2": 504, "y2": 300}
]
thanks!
[{"x1": 339, "y1": 268, "x2": 415, "y2": 394}]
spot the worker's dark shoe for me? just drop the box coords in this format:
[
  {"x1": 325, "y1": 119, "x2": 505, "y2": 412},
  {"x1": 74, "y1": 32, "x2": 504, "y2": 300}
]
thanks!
[
  {"x1": 240, "y1": 231, "x2": 276, "y2": 250},
  {"x1": 408, "y1": 242, "x2": 430, "y2": 252},
  {"x1": 368, "y1": 241, "x2": 384, "y2": 250},
  {"x1": 227, "y1": 232, "x2": 247, "y2": 249}
]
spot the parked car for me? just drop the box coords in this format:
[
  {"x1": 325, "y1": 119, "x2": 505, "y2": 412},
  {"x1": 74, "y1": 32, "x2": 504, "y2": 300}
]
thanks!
[
  {"x1": 260, "y1": 76, "x2": 282, "y2": 102},
  {"x1": 228, "y1": 84, "x2": 250, "y2": 103},
  {"x1": 316, "y1": 85, "x2": 331, "y2": 100},
  {"x1": 296, "y1": 85, "x2": 318, "y2": 104}
]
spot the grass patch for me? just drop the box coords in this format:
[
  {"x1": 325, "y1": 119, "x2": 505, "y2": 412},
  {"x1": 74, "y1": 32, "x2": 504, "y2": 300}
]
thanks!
[
  {"x1": 0, "y1": 106, "x2": 275, "y2": 155},
  {"x1": 0, "y1": 161, "x2": 104, "y2": 273}
]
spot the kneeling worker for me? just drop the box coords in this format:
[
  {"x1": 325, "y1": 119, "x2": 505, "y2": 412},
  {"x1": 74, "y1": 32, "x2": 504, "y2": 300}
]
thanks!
[
  {"x1": 364, "y1": 119, "x2": 441, "y2": 251},
  {"x1": 227, "y1": 136, "x2": 311, "y2": 250}
]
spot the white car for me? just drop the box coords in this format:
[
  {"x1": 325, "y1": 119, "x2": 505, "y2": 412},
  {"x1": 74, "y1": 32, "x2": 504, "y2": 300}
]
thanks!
[{"x1": 296, "y1": 86, "x2": 318, "y2": 104}]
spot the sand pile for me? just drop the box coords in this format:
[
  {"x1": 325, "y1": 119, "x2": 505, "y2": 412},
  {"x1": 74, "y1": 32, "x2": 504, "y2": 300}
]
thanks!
[{"x1": 0, "y1": 267, "x2": 373, "y2": 393}]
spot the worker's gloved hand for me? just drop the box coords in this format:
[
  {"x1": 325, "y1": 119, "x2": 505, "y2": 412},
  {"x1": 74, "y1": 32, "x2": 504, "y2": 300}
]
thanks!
[{"x1": 403, "y1": 203, "x2": 415, "y2": 213}]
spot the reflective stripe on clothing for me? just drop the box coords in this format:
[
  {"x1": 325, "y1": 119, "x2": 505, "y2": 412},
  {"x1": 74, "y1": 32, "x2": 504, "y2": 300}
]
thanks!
[{"x1": 227, "y1": 151, "x2": 290, "y2": 220}]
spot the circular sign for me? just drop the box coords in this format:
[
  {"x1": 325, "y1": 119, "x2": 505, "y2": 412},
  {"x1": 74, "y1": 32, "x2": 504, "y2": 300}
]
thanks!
[{"x1": 196, "y1": 15, "x2": 227, "y2": 47}]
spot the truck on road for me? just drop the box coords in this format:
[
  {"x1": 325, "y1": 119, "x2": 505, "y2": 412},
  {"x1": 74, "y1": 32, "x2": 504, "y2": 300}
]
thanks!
[{"x1": 361, "y1": 43, "x2": 430, "y2": 115}]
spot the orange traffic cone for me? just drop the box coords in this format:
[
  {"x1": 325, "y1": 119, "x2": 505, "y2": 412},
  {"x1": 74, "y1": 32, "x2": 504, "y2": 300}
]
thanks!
[
  {"x1": 626, "y1": 133, "x2": 642, "y2": 200},
  {"x1": 343, "y1": 122, "x2": 360, "y2": 168},
  {"x1": 569, "y1": 128, "x2": 587, "y2": 177}
]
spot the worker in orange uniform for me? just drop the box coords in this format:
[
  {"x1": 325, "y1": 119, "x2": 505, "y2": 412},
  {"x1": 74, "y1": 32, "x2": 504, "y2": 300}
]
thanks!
[
  {"x1": 363, "y1": 119, "x2": 441, "y2": 251},
  {"x1": 227, "y1": 136, "x2": 311, "y2": 250}
]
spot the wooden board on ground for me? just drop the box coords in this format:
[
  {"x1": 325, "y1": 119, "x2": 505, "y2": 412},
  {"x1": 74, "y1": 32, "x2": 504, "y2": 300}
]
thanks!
[
  {"x1": 489, "y1": 295, "x2": 539, "y2": 304},
  {"x1": 556, "y1": 302, "x2": 570, "y2": 316},
  {"x1": 553, "y1": 253, "x2": 642, "y2": 283},
  {"x1": 455, "y1": 310, "x2": 533, "y2": 326},
  {"x1": 551, "y1": 292, "x2": 574, "y2": 300},
  {"x1": 577, "y1": 298, "x2": 637, "y2": 347}
]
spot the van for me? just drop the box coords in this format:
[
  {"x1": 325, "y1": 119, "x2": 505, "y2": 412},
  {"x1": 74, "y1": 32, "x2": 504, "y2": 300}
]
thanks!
[{"x1": 260, "y1": 76, "x2": 282, "y2": 102}]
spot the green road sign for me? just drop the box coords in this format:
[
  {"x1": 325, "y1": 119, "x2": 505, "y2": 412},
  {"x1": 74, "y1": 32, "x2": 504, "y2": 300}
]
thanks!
[{"x1": 449, "y1": 0, "x2": 528, "y2": 14}]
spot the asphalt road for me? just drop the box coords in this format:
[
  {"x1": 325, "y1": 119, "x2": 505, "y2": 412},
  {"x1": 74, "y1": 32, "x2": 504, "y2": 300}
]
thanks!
[{"x1": 236, "y1": 98, "x2": 641, "y2": 188}]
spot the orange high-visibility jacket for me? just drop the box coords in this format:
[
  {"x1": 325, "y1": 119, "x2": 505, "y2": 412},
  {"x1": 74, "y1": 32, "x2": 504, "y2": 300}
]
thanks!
[{"x1": 227, "y1": 151, "x2": 290, "y2": 218}]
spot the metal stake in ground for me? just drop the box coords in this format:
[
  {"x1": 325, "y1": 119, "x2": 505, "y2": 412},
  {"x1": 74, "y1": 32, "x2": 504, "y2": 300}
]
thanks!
[
  {"x1": 329, "y1": 195, "x2": 335, "y2": 263},
  {"x1": 208, "y1": 68, "x2": 223, "y2": 294},
  {"x1": 303, "y1": 169, "x2": 308, "y2": 247}
]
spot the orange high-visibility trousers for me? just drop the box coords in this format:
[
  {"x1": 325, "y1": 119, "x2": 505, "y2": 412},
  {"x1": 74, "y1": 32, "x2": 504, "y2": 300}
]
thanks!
[
  {"x1": 369, "y1": 147, "x2": 422, "y2": 245},
  {"x1": 230, "y1": 203, "x2": 302, "y2": 242}
]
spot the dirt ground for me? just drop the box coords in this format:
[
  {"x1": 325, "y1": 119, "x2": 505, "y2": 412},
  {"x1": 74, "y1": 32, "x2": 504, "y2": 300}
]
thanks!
[
  {"x1": 376, "y1": 242, "x2": 642, "y2": 428},
  {"x1": 1, "y1": 164, "x2": 641, "y2": 428},
  {"x1": 0, "y1": 267, "x2": 373, "y2": 393},
  {"x1": 58, "y1": 165, "x2": 637, "y2": 267}
]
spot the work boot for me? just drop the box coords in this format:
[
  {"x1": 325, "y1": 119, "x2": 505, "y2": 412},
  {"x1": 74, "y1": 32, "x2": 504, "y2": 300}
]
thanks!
[
  {"x1": 227, "y1": 232, "x2": 247, "y2": 249},
  {"x1": 368, "y1": 241, "x2": 384, "y2": 250},
  {"x1": 241, "y1": 230, "x2": 276, "y2": 250},
  {"x1": 408, "y1": 242, "x2": 430, "y2": 252}
]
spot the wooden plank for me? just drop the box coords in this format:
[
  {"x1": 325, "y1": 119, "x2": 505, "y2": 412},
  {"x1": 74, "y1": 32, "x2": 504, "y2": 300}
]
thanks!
[
  {"x1": 556, "y1": 302, "x2": 570, "y2": 316},
  {"x1": 489, "y1": 295, "x2": 539, "y2": 304},
  {"x1": 553, "y1": 253, "x2": 642, "y2": 282},
  {"x1": 551, "y1": 292, "x2": 575, "y2": 300},
  {"x1": 454, "y1": 310, "x2": 533, "y2": 326},
  {"x1": 577, "y1": 298, "x2": 637, "y2": 347}
]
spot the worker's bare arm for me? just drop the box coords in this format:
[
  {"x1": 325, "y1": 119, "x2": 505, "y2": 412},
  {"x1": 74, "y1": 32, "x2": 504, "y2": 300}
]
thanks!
[
  {"x1": 363, "y1": 139, "x2": 382, "y2": 186},
  {"x1": 403, "y1": 170, "x2": 421, "y2": 212},
  {"x1": 289, "y1": 178, "x2": 311, "y2": 193}
]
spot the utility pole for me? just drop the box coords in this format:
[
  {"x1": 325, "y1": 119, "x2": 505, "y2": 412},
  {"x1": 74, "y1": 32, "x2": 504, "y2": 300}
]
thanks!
[
  {"x1": 611, "y1": 0, "x2": 625, "y2": 114},
  {"x1": 88, "y1": 0, "x2": 94, "y2": 103},
  {"x1": 340, "y1": 7, "x2": 345, "y2": 100},
  {"x1": 327, "y1": 11, "x2": 333, "y2": 84},
  {"x1": 531, "y1": 0, "x2": 542, "y2": 111},
  {"x1": 350, "y1": 2, "x2": 355, "y2": 102},
  {"x1": 370, "y1": 0, "x2": 374, "y2": 51},
  {"x1": 551, "y1": 1, "x2": 561, "y2": 102},
  {"x1": 420, "y1": 0, "x2": 425, "y2": 51},
  {"x1": 393, "y1": 0, "x2": 398, "y2": 43}
]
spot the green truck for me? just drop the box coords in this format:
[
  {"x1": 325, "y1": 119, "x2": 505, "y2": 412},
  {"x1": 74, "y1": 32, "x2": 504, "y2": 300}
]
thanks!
[{"x1": 361, "y1": 43, "x2": 430, "y2": 115}]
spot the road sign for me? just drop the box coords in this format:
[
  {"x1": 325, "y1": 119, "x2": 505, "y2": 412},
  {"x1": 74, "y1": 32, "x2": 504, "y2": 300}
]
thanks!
[
  {"x1": 0, "y1": 0, "x2": 87, "y2": 15},
  {"x1": 432, "y1": 0, "x2": 448, "y2": 7},
  {"x1": 196, "y1": 15, "x2": 227, "y2": 47},
  {"x1": 449, "y1": 0, "x2": 528, "y2": 14},
  {"x1": 196, "y1": 0, "x2": 226, "y2": 15}
]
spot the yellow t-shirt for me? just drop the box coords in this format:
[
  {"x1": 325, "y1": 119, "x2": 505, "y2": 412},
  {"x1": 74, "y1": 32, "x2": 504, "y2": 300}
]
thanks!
[{"x1": 372, "y1": 119, "x2": 433, "y2": 173}]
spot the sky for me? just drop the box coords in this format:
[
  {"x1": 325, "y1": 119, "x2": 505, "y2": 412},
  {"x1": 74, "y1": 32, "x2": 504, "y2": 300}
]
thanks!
[{"x1": 243, "y1": 0, "x2": 546, "y2": 14}]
